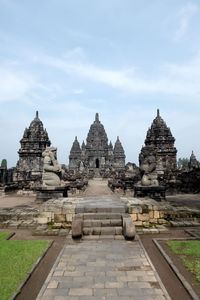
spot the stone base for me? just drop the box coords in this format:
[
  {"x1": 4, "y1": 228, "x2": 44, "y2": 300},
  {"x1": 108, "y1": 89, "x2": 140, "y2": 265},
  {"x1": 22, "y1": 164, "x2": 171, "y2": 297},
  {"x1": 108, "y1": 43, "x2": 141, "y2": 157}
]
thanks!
[
  {"x1": 134, "y1": 185, "x2": 166, "y2": 202},
  {"x1": 36, "y1": 186, "x2": 68, "y2": 203}
]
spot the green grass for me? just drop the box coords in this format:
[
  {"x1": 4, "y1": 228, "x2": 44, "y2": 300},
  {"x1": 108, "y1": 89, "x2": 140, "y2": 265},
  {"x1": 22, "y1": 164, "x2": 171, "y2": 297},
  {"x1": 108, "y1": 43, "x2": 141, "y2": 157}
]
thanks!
[
  {"x1": 166, "y1": 240, "x2": 200, "y2": 283},
  {"x1": 0, "y1": 232, "x2": 12, "y2": 241},
  {"x1": 0, "y1": 232, "x2": 50, "y2": 300}
]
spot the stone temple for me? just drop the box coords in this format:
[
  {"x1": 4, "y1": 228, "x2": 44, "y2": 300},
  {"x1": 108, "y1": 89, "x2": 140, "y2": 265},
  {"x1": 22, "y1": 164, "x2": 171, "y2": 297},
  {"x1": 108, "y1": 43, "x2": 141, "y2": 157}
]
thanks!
[
  {"x1": 69, "y1": 113, "x2": 125, "y2": 176},
  {"x1": 16, "y1": 111, "x2": 51, "y2": 180},
  {"x1": 139, "y1": 109, "x2": 177, "y2": 175}
]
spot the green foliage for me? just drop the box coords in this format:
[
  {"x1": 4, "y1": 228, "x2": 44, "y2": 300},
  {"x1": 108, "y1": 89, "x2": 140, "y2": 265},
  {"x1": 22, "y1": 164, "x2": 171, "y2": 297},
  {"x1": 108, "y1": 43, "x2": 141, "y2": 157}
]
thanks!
[
  {"x1": 177, "y1": 157, "x2": 189, "y2": 168},
  {"x1": 1, "y1": 159, "x2": 7, "y2": 168},
  {"x1": 167, "y1": 241, "x2": 200, "y2": 283},
  {"x1": 0, "y1": 232, "x2": 50, "y2": 300}
]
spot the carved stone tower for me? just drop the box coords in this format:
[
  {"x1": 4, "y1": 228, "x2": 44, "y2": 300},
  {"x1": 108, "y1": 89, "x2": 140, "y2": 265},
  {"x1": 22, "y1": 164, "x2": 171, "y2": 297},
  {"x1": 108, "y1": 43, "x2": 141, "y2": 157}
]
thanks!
[
  {"x1": 69, "y1": 136, "x2": 81, "y2": 171},
  {"x1": 16, "y1": 111, "x2": 51, "y2": 179},
  {"x1": 188, "y1": 151, "x2": 199, "y2": 170},
  {"x1": 139, "y1": 109, "x2": 177, "y2": 174}
]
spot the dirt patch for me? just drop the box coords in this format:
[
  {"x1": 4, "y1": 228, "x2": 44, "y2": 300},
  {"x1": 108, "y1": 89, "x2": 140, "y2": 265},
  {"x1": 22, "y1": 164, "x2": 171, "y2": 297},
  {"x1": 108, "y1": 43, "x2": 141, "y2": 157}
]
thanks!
[
  {"x1": 0, "y1": 194, "x2": 37, "y2": 208},
  {"x1": 0, "y1": 228, "x2": 66, "y2": 300},
  {"x1": 140, "y1": 229, "x2": 195, "y2": 300}
]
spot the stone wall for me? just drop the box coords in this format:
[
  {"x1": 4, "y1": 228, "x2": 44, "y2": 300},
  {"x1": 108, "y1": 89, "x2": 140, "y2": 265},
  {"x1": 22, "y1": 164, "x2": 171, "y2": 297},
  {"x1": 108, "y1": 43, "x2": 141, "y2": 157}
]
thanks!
[
  {"x1": 37, "y1": 198, "x2": 81, "y2": 225},
  {"x1": 125, "y1": 197, "x2": 200, "y2": 227}
]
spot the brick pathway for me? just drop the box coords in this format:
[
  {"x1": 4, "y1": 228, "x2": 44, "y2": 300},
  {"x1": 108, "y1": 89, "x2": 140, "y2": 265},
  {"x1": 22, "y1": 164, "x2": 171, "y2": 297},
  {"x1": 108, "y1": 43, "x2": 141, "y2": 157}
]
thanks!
[{"x1": 36, "y1": 236, "x2": 169, "y2": 300}]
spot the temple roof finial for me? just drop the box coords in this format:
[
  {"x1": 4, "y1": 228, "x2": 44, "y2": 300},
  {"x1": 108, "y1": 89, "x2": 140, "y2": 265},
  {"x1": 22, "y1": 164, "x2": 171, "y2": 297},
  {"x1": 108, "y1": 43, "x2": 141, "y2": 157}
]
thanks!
[
  {"x1": 36, "y1": 111, "x2": 39, "y2": 118},
  {"x1": 95, "y1": 113, "x2": 99, "y2": 122},
  {"x1": 157, "y1": 109, "x2": 160, "y2": 117}
]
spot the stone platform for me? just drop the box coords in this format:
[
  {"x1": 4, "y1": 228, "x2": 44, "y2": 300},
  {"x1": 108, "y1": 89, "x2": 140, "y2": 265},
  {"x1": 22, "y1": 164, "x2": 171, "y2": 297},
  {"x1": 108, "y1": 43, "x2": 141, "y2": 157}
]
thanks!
[
  {"x1": 36, "y1": 236, "x2": 169, "y2": 300},
  {"x1": 134, "y1": 186, "x2": 166, "y2": 202},
  {"x1": 36, "y1": 186, "x2": 68, "y2": 203}
]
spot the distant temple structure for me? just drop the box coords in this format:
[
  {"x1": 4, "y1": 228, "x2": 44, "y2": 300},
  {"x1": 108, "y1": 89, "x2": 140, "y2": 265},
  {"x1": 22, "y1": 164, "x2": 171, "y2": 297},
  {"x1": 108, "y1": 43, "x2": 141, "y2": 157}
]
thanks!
[
  {"x1": 139, "y1": 109, "x2": 177, "y2": 174},
  {"x1": 188, "y1": 151, "x2": 200, "y2": 170},
  {"x1": 69, "y1": 113, "x2": 125, "y2": 176},
  {"x1": 16, "y1": 111, "x2": 51, "y2": 181}
]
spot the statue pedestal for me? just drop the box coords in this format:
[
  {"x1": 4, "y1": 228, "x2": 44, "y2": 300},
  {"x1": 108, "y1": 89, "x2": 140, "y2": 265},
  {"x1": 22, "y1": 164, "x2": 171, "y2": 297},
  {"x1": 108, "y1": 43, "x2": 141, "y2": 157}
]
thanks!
[
  {"x1": 35, "y1": 186, "x2": 68, "y2": 203},
  {"x1": 134, "y1": 185, "x2": 166, "y2": 202}
]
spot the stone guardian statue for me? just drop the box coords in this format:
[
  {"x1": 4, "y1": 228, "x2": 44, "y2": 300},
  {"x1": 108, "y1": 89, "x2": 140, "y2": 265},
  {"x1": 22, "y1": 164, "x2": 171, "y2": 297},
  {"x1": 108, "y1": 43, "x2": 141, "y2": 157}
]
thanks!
[{"x1": 42, "y1": 147, "x2": 63, "y2": 186}]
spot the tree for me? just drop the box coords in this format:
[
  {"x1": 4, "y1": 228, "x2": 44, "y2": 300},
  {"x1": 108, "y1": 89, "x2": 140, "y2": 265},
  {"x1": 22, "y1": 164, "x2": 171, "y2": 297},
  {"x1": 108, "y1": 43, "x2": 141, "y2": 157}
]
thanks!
[
  {"x1": 177, "y1": 157, "x2": 189, "y2": 168},
  {"x1": 1, "y1": 159, "x2": 7, "y2": 168}
]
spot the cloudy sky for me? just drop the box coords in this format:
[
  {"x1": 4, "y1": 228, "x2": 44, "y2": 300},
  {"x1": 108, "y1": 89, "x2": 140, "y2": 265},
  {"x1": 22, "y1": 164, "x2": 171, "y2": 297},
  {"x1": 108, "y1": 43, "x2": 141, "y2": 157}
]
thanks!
[{"x1": 0, "y1": 0, "x2": 200, "y2": 167}]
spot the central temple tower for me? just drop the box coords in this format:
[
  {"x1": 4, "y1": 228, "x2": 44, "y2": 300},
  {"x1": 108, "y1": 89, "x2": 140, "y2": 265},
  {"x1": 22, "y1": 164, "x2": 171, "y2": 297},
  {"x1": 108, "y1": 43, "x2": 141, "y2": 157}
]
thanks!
[{"x1": 69, "y1": 113, "x2": 125, "y2": 176}]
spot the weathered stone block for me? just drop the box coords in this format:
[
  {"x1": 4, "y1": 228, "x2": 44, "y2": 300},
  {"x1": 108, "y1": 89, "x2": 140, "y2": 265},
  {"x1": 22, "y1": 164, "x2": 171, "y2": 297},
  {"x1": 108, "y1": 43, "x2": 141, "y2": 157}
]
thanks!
[
  {"x1": 130, "y1": 213, "x2": 137, "y2": 221},
  {"x1": 138, "y1": 213, "x2": 149, "y2": 221},
  {"x1": 158, "y1": 218, "x2": 167, "y2": 224},
  {"x1": 72, "y1": 218, "x2": 83, "y2": 238},
  {"x1": 149, "y1": 211, "x2": 154, "y2": 218},
  {"x1": 66, "y1": 213, "x2": 74, "y2": 222},
  {"x1": 159, "y1": 211, "x2": 164, "y2": 218},
  {"x1": 128, "y1": 206, "x2": 142, "y2": 214},
  {"x1": 134, "y1": 221, "x2": 143, "y2": 226},
  {"x1": 149, "y1": 218, "x2": 157, "y2": 223},
  {"x1": 37, "y1": 217, "x2": 48, "y2": 224},
  {"x1": 154, "y1": 211, "x2": 160, "y2": 219},
  {"x1": 123, "y1": 217, "x2": 135, "y2": 240},
  {"x1": 142, "y1": 221, "x2": 150, "y2": 228},
  {"x1": 54, "y1": 214, "x2": 66, "y2": 223}
]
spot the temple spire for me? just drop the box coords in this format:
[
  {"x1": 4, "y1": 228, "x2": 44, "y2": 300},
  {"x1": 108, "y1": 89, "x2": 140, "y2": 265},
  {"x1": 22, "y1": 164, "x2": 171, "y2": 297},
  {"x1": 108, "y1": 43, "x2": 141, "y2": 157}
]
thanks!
[
  {"x1": 95, "y1": 113, "x2": 99, "y2": 122},
  {"x1": 36, "y1": 111, "x2": 39, "y2": 119},
  {"x1": 157, "y1": 109, "x2": 160, "y2": 117}
]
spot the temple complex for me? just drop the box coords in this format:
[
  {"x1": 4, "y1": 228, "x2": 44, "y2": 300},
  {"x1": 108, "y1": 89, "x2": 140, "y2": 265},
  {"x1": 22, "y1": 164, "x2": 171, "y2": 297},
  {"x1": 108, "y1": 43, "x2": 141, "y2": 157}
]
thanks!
[
  {"x1": 69, "y1": 113, "x2": 125, "y2": 176},
  {"x1": 139, "y1": 109, "x2": 177, "y2": 175},
  {"x1": 16, "y1": 111, "x2": 51, "y2": 180}
]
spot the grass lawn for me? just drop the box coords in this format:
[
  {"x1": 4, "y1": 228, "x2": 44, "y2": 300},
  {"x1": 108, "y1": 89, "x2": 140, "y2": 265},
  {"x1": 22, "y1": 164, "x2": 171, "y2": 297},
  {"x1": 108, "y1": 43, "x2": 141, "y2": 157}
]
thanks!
[
  {"x1": 166, "y1": 240, "x2": 200, "y2": 284},
  {"x1": 0, "y1": 232, "x2": 50, "y2": 300}
]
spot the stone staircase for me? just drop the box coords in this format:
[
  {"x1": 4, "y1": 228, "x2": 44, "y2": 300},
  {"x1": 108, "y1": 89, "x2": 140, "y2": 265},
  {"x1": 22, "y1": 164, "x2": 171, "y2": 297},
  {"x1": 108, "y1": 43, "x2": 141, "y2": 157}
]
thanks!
[
  {"x1": 83, "y1": 212, "x2": 123, "y2": 236},
  {"x1": 72, "y1": 203, "x2": 136, "y2": 239}
]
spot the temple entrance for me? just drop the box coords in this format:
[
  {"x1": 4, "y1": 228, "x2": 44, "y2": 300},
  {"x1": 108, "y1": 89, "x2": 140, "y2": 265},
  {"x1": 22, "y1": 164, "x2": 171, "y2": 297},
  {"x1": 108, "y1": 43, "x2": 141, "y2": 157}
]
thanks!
[{"x1": 96, "y1": 158, "x2": 99, "y2": 168}]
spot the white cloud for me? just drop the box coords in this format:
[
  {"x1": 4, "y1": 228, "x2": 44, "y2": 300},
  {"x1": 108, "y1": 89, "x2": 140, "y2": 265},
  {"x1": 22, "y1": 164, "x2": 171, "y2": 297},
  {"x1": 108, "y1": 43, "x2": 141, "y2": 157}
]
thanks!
[
  {"x1": 174, "y1": 3, "x2": 198, "y2": 41},
  {"x1": 36, "y1": 51, "x2": 200, "y2": 99},
  {"x1": 73, "y1": 89, "x2": 84, "y2": 94},
  {"x1": 0, "y1": 68, "x2": 35, "y2": 102}
]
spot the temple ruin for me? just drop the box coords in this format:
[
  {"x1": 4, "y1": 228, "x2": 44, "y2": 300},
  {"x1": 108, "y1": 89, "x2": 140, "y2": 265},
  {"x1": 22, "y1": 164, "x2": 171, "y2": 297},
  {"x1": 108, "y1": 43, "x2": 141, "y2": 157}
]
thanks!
[
  {"x1": 16, "y1": 111, "x2": 51, "y2": 182},
  {"x1": 69, "y1": 113, "x2": 125, "y2": 176},
  {"x1": 139, "y1": 109, "x2": 177, "y2": 175}
]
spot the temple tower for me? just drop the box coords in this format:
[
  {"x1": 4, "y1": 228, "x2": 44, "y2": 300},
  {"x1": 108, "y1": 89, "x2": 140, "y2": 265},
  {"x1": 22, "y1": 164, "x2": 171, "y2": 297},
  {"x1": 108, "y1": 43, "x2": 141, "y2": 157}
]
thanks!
[
  {"x1": 16, "y1": 111, "x2": 51, "y2": 179},
  {"x1": 188, "y1": 151, "x2": 199, "y2": 170},
  {"x1": 69, "y1": 113, "x2": 126, "y2": 175},
  {"x1": 139, "y1": 109, "x2": 177, "y2": 174},
  {"x1": 113, "y1": 137, "x2": 126, "y2": 169},
  {"x1": 69, "y1": 136, "x2": 81, "y2": 171}
]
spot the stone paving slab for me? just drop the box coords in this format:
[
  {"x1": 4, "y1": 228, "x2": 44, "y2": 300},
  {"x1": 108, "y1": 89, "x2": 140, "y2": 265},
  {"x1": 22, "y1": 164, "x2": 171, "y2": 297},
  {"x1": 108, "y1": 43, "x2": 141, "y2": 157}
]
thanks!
[{"x1": 36, "y1": 237, "x2": 170, "y2": 300}]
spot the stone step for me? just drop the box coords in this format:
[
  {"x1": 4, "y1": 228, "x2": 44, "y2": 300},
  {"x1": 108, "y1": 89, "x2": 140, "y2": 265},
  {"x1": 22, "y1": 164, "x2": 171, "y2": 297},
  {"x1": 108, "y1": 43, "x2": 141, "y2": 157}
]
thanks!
[
  {"x1": 83, "y1": 226, "x2": 123, "y2": 236},
  {"x1": 83, "y1": 235, "x2": 125, "y2": 240},
  {"x1": 170, "y1": 220, "x2": 200, "y2": 227},
  {"x1": 83, "y1": 219, "x2": 122, "y2": 227},
  {"x1": 83, "y1": 213, "x2": 122, "y2": 220},
  {"x1": 76, "y1": 206, "x2": 126, "y2": 214}
]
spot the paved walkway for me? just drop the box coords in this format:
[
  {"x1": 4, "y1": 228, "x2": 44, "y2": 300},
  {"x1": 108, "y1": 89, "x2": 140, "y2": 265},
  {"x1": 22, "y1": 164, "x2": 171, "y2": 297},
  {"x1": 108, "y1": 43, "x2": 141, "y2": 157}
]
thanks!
[
  {"x1": 83, "y1": 179, "x2": 117, "y2": 198},
  {"x1": 36, "y1": 237, "x2": 169, "y2": 300}
]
